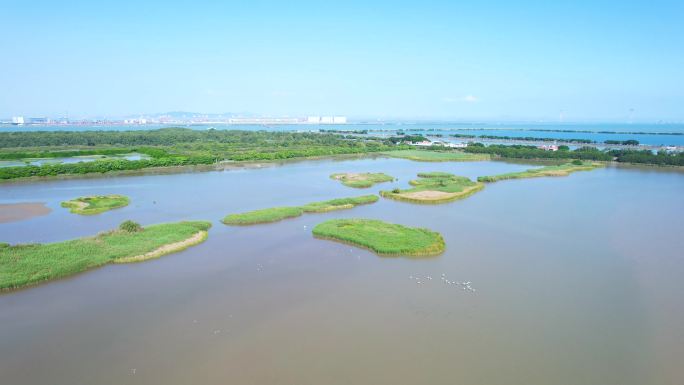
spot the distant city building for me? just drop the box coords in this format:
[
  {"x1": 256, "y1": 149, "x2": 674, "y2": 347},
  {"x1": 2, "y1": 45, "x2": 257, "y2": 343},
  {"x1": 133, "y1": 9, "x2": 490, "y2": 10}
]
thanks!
[
  {"x1": 228, "y1": 117, "x2": 301, "y2": 124},
  {"x1": 123, "y1": 118, "x2": 148, "y2": 124},
  {"x1": 410, "y1": 140, "x2": 433, "y2": 147},
  {"x1": 306, "y1": 116, "x2": 347, "y2": 124},
  {"x1": 11, "y1": 116, "x2": 24, "y2": 125},
  {"x1": 408, "y1": 140, "x2": 466, "y2": 148},
  {"x1": 29, "y1": 117, "x2": 49, "y2": 124},
  {"x1": 538, "y1": 144, "x2": 559, "y2": 151}
]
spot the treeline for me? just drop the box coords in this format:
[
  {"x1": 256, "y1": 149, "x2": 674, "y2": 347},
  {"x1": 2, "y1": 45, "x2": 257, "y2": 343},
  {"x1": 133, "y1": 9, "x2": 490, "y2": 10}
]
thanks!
[
  {"x1": 0, "y1": 128, "x2": 365, "y2": 148},
  {"x1": 463, "y1": 144, "x2": 612, "y2": 161},
  {"x1": 463, "y1": 143, "x2": 684, "y2": 166},
  {"x1": 535, "y1": 129, "x2": 683, "y2": 136},
  {"x1": 0, "y1": 156, "x2": 217, "y2": 180},
  {"x1": 0, "y1": 129, "x2": 401, "y2": 180},
  {"x1": 605, "y1": 139, "x2": 639, "y2": 145},
  {"x1": 387, "y1": 135, "x2": 428, "y2": 144},
  {"x1": 0, "y1": 148, "x2": 135, "y2": 160},
  {"x1": 609, "y1": 149, "x2": 684, "y2": 166},
  {"x1": 226, "y1": 143, "x2": 391, "y2": 161},
  {"x1": 479, "y1": 135, "x2": 593, "y2": 144},
  {"x1": 450, "y1": 133, "x2": 593, "y2": 144},
  {"x1": 320, "y1": 129, "x2": 368, "y2": 134}
]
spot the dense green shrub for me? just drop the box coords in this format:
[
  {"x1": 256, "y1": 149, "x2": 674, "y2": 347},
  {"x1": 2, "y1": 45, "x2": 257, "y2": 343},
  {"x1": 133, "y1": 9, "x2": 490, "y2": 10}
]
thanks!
[{"x1": 120, "y1": 220, "x2": 143, "y2": 233}]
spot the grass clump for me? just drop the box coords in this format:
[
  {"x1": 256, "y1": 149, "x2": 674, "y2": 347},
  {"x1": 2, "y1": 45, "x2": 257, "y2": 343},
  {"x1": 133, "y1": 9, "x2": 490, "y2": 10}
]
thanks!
[
  {"x1": 380, "y1": 172, "x2": 484, "y2": 204},
  {"x1": 312, "y1": 218, "x2": 445, "y2": 257},
  {"x1": 61, "y1": 194, "x2": 129, "y2": 215},
  {"x1": 477, "y1": 162, "x2": 603, "y2": 182},
  {"x1": 416, "y1": 171, "x2": 456, "y2": 178},
  {"x1": 119, "y1": 220, "x2": 143, "y2": 232},
  {"x1": 0, "y1": 220, "x2": 211, "y2": 291},
  {"x1": 223, "y1": 195, "x2": 379, "y2": 225},
  {"x1": 222, "y1": 206, "x2": 304, "y2": 225},
  {"x1": 330, "y1": 172, "x2": 394, "y2": 188},
  {"x1": 381, "y1": 150, "x2": 490, "y2": 162},
  {"x1": 300, "y1": 195, "x2": 378, "y2": 213}
]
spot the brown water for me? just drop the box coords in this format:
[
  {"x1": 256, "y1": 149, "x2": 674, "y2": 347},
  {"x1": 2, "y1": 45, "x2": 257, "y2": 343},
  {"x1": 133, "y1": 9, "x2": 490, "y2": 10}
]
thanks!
[
  {"x1": 0, "y1": 158, "x2": 683, "y2": 385},
  {"x1": 0, "y1": 202, "x2": 51, "y2": 223}
]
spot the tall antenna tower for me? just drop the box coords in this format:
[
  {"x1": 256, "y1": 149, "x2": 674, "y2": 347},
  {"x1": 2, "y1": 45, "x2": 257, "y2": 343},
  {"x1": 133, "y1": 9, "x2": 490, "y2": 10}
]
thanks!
[
  {"x1": 559, "y1": 109, "x2": 565, "y2": 123},
  {"x1": 628, "y1": 108, "x2": 635, "y2": 124}
]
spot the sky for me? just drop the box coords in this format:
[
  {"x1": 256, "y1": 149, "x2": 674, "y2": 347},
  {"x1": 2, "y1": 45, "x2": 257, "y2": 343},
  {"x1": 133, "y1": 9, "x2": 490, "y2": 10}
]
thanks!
[{"x1": 1, "y1": 0, "x2": 683, "y2": 122}]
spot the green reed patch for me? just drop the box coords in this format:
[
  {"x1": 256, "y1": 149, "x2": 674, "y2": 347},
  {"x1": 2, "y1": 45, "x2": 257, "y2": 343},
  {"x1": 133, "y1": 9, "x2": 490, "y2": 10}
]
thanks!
[
  {"x1": 222, "y1": 195, "x2": 379, "y2": 225},
  {"x1": 380, "y1": 172, "x2": 484, "y2": 204},
  {"x1": 330, "y1": 172, "x2": 394, "y2": 188},
  {"x1": 61, "y1": 194, "x2": 130, "y2": 215},
  {"x1": 0, "y1": 221, "x2": 211, "y2": 291},
  {"x1": 477, "y1": 162, "x2": 603, "y2": 182},
  {"x1": 381, "y1": 150, "x2": 490, "y2": 162},
  {"x1": 312, "y1": 218, "x2": 445, "y2": 257}
]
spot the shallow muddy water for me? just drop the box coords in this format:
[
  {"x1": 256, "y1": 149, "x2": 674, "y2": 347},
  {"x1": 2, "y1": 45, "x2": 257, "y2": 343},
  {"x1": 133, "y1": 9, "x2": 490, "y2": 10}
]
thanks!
[
  {"x1": 0, "y1": 202, "x2": 51, "y2": 223},
  {"x1": 0, "y1": 158, "x2": 682, "y2": 385}
]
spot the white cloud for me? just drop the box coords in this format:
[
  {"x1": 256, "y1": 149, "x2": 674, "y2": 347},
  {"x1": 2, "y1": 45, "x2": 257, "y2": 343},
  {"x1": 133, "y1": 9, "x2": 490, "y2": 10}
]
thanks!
[{"x1": 442, "y1": 95, "x2": 480, "y2": 103}]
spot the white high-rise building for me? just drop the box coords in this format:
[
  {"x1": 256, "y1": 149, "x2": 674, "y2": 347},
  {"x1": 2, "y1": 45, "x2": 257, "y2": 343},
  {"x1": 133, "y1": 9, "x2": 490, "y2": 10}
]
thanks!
[
  {"x1": 307, "y1": 116, "x2": 320, "y2": 123},
  {"x1": 333, "y1": 116, "x2": 347, "y2": 124},
  {"x1": 11, "y1": 116, "x2": 24, "y2": 125}
]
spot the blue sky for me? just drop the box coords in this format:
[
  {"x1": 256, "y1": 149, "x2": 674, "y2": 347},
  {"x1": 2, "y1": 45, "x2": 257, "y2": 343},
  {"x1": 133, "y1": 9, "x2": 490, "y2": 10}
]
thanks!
[{"x1": 1, "y1": 0, "x2": 682, "y2": 121}]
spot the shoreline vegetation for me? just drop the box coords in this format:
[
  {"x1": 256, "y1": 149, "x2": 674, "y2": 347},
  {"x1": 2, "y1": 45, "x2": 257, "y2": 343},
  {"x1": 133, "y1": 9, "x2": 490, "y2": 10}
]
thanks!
[
  {"x1": 0, "y1": 129, "x2": 403, "y2": 181},
  {"x1": 330, "y1": 172, "x2": 394, "y2": 188},
  {"x1": 0, "y1": 220, "x2": 211, "y2": 291},
  {"x1": 462, "y1": 143, "x2": 684, "y2": 166},
  {"x1": 0, "y1": 129, "x2": 681, "y2": 183},
  {"x1": 222, "y1": 195, "x2": 379, "y2": 225},
  {"x1": 312, "y1": 218, "x2": 445, "y2": 257},
  {"x1": 61, "y1": 194, "x2": 130, "y2": 215},
  {"x1": 381, "y1": 172, "x2": 485, "y2": 204},
  {"x1": 478, "y1": 161, "x2": 603, "y2": 182},
  {"x1": 381, "y1": 149, "x2": 491, "y2": 162}
]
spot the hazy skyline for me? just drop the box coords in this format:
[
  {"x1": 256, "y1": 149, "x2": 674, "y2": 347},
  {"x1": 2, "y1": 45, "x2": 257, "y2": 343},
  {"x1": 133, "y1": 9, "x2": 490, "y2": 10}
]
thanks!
[{"x1": 2, "y1": 0, "x2": 683, "y2": 121}]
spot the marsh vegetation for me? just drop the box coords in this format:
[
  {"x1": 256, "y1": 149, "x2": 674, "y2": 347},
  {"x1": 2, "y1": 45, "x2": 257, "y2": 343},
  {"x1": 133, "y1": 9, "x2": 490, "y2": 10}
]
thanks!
[
  {"x1": 380, "y1": 172, "x2": 484, "y2": 204},
  {"x1": 61, "y1": 194, "x2": 130, "y2": 215},
  {"x1": 0, "y1": 220, "x2": 211, "y2": 291},
  {"x1": 381, "y1": 149, "x2": 490, "y2": 162},
  {"x1": 0, "y1": 129, "x2": 403, "y2": 180},
  {"x1": 330, "y1": 172, "x2": 394, "y2": 188},
  {"x1": 312, "y1": 218, "x2": 445, "y2": 257},
  {"x1": 477, "y1": 161, "x2": 602, "y2": 182},
  {"x1": 222, "y1": 195, "x2": 379, "y2": 225}
]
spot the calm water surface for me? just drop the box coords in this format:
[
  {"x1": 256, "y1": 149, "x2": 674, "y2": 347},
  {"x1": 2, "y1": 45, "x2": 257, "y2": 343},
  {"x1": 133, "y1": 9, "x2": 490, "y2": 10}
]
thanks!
[{"x1": 0, "y1": 157, "x2": 682, "y2": 385}]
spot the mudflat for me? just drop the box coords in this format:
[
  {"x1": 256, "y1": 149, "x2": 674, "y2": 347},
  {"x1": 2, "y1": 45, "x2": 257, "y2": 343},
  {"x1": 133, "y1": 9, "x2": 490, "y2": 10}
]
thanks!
[{"x1": 0, "y1": 202, "x2": 51, "y2": 223}]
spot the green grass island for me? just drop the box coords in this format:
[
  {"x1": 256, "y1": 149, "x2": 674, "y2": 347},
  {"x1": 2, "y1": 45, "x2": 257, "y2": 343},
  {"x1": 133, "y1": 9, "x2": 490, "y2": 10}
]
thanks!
[
  {"x1": 61, "y1": 194, "x2": 130, "y2": 215},
  {"x1": 381, "y1": 149, "x2": 491, "y2": 162},
  {"x1": 380, "y1": 172, "x2": 484, "y2": 204},
  {"x1": 312, "y1": 218, "x2": 445, "y2": 257},
  {"x1": 0, "y1": 220, "x2": 211, "y2": 291},
  {"x1": 222, "y1": 195, "x2": 379, "y2": 225},
  {"x1": 477, "y1": 161, "x2": 603, "y2": 182},
  {"x1": 330, "y1": 172, "x2": 394, "y2": 188}
]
